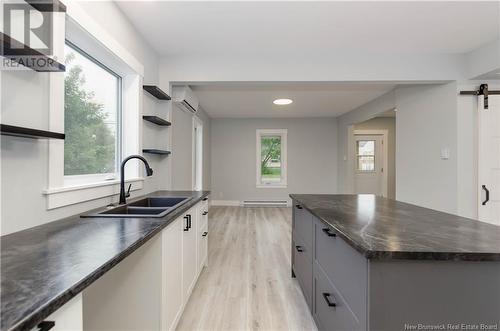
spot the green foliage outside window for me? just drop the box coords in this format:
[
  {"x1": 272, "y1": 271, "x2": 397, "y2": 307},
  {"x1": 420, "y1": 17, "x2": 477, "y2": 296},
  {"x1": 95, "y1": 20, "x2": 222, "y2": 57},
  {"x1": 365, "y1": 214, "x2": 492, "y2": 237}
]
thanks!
[
  {"x1": 261, "y1": 136, "x2": 281, "y2": 178},
  {"x1": 64, "y1": 52, "x2": 117, "y2": 176}
]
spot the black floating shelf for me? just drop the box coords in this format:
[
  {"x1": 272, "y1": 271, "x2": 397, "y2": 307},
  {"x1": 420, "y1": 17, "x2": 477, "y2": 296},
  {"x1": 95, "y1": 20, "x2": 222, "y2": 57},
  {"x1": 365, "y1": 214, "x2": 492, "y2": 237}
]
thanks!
[
  {"x1": 1, "y1": 124, "x2": 65, "y2": 139},
  {"x1": 0, "y1": 32, "x2": 65, "y2": 72},
  {"x1": 25, "y1": 0, "x2": 67, "y2": 12},
  {"x1": 142, "y1": 116, "x2": 171, "y2": 126},
  {"x1": 143, "y1": 85, "x2": 171, "y2": 100},
  {"x1": 143, "y1": 149, "x2": 171, "y2": 156}
]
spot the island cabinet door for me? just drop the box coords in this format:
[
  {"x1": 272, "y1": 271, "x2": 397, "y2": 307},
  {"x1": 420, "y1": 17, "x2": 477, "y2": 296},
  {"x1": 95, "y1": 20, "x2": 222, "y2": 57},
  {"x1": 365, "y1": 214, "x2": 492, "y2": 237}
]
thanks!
[
  {"x1": 293, "y1": 201, "x2": 313, "y2": 249},
  {"x1": 314, "y1": 217, "x2": 368, "y2": 327},
  {"x1": 293, "y1": 233, "x2": 313, "y2": 311},
  {"x1": 162, "y1": 215, "x2": 184, "y2": 331},
  {"x1": 313, "y1": 261, "x2": 360, "y2": 331}
]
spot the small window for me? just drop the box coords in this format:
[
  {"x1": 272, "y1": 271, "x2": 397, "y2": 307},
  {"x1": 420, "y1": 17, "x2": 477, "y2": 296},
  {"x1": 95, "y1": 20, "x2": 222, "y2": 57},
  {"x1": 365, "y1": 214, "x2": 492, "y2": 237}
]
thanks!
[
  {"x1": 357, "y1": 140, "x2": 375, "y2": 172},
  {"x1": 256, "y1": 129, "x2": 287, "y2": 187},
  {"x1": 64, "y1": 41, "x2": 121, "y2": 179}
]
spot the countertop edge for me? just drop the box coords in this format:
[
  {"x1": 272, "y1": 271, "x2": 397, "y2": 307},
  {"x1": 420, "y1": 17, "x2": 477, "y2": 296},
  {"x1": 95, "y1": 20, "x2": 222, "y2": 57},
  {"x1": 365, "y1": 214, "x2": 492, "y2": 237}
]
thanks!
[
  {"x1": 289, "y1": 194, "x2": 500, "y2": 262},
  {"x1": 7, "y1": 191, "x2": 210, "y2": 331}
]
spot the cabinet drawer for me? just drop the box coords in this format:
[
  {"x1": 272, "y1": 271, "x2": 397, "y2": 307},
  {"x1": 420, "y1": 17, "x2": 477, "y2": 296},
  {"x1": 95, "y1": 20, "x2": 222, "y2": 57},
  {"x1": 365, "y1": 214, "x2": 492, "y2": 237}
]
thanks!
[
  {"x1": 313, "y1": 262, "x2": 360, "y2": 331},
  {"x1": 201, "y1": 196, "x2": 209, "y2": 211},
  {"x1": 293, "y1": 234, "x2": 313, "y2": 311},
  {"x1": 198, "y1": 224, "x2": 208, "y2": 270},
  {"x1": 199, "y1": 209, "x2": 208, "y2": 233},
  {"x1": 293, "y1": 202, "x2": 313, "y2": 249},
  {"x1": 314, "y1": 218, "x2": 367, "y2": 323}
]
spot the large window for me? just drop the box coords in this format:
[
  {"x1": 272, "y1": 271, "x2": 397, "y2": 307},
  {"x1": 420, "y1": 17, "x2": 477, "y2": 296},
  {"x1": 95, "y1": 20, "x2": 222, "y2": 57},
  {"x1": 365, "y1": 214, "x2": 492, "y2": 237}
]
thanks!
[
  {"x1": 256, "y1": 129, "x2": 287, "y2": 187},
  {"x1": 64, "y1": 41, "x2": 121, "y2": 179}
]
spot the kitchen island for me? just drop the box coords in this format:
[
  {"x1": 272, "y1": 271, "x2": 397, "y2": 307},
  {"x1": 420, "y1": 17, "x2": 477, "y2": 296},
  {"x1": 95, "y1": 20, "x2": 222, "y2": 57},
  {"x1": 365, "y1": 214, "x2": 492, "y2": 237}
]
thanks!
[{"x1": 290, "y1": 194, "x2": 500, "y2": 331}]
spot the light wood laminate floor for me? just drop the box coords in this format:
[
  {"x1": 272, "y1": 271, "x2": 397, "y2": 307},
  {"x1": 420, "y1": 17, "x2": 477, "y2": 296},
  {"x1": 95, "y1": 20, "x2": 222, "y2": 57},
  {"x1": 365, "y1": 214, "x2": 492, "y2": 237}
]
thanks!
[{"x1": 176, "y1": 206, "x2": 317, "y2": 331}]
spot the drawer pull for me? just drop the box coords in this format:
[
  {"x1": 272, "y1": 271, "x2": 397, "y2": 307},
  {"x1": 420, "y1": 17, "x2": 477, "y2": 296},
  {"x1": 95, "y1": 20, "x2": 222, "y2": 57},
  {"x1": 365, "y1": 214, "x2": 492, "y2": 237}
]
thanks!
[
  {"x1": 202, "y1": 211, "x2": 208, "y2": 215},
  {"x1": 322, "y1": 293, "x2": 337, "y2": 307},
  {"x1": 322, "y1": 228, "x2": 336, "y2": 237},
  {"x1": 37, "y1": 321, "x2": 55, "y2": 331},
  {"x1": 203, "y1": 197, "x2": 208, "y2": 201},
  {"x1": 295, "y1": 245, "x2": 304, "y2": 252},
  {"x1": 202, "y1": 231, "x2": 208, "y2": 237},
  {"x1": 295, "y1": 204, "x2": 303, "y2": 209}
]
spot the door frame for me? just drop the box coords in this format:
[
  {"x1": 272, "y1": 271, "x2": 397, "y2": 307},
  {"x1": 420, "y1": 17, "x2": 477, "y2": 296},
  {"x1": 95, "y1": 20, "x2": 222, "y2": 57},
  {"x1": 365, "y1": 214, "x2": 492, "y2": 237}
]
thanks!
[
  {"x1": 351, "y1": 129, "x2": 389, "y2": 197},
  {"x1": 191, "y1": 116, "x2": 203, "y2": 191}
]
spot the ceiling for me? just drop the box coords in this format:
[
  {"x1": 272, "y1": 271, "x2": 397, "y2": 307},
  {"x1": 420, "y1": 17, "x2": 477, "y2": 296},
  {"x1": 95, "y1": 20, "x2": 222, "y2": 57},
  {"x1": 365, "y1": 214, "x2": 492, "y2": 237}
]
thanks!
[
  {"x1": 190, "y1": 83, "x2": 396, "y2": 118},
  {"x1": 475, "y1": 69, "x2": 500, "y2": 81},
  {"x1": 117, "y1": 1, "x2": 499, "y2": 57}
]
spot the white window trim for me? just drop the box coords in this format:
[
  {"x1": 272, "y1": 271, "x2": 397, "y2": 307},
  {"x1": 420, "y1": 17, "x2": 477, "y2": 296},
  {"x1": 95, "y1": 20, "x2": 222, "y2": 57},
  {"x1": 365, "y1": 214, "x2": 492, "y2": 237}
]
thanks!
[
  {"x1": 45, "y1": 0, "x2": 144, "y2": 209},
  {"x1": 256, "y1": 129, "x2": 288, "y2": 188}
]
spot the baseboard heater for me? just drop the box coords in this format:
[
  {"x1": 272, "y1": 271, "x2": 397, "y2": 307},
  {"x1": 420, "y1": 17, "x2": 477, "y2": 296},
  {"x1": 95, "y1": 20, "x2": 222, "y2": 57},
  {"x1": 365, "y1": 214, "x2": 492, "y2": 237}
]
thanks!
[{"x1": 242, "y1": 200, "x2": 288, "y2": 207}]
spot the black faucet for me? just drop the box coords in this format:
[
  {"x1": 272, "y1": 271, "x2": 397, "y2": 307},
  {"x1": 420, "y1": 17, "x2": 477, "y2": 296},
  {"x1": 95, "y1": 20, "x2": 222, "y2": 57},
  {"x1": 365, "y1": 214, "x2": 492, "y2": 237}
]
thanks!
[{"x1": 119, "y1": 155, "x2": 153, "y2": 205}]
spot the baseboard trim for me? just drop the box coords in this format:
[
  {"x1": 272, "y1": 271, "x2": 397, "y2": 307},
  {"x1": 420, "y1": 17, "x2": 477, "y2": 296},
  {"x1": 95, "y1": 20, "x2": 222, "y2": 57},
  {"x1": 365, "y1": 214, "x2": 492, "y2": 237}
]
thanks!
[{"x1": 211, "y1": 200, "x2": 241, "y2": 206}]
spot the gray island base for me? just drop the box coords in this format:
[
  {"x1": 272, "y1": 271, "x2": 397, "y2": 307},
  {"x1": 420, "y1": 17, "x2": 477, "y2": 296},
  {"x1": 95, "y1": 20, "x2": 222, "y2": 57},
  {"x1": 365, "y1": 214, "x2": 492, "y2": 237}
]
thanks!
[{"x1": 290, "y1": 194, "x2": 500, "y2": 331}]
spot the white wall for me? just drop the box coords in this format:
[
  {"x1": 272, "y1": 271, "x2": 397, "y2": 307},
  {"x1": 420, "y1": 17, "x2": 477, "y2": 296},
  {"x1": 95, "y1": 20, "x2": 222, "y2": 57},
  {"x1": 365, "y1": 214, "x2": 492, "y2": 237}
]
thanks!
[
  {"x1": 395, "y1": 83, "x2": 458, "y2": 214},
  {"x1": 211, "y1": 118, "x2": 337, "y2": 204},
  {"x1": 0, "y1": 2, "x2": 164, "y2": 235},
  {"x1": 336, "y1": 81, "x2": 486, "y2": 218},
  {"x1": 353, "y1": 117, "x2": 396, "y2": 199}
]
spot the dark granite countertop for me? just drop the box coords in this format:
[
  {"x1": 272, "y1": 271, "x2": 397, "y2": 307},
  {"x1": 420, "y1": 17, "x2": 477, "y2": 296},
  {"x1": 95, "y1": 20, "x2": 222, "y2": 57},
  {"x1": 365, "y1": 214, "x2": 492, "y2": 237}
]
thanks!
[
  {"x1": 1, "y1": 190, "x2": 210, "y2": 331},
  {"x1": 290, "y1": 194, "x2": 500, "y2": 261}
]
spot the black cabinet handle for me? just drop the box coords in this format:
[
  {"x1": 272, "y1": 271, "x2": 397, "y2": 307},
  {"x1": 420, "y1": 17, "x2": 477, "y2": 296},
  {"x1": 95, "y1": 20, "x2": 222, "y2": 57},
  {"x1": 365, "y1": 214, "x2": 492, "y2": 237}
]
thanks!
[
  {"x1": 322, "y1": 293, "x2": 337, "y2": 307},
  {"x1": 482, "y1": 185, "x2": 490, "y2": 205},
  {"x1": 322, "y1": 228, "x2": 336, "y2": 237},
  {"x1": 295, "y1": 245, "x2": 304, "y2": 252},
  {"x1": 187, "y1": 214, "x2": 192, "y2": 229},
  {"x1": 203, "y1": 197, "x2": 208, "y2": 201},
  {"x1": 295, "y1": 204, "x2": 303, "y2": 210},
  {"x1": 183, "y1": 215, "x2": 189, "y2": 231},
  {"x1": 202, "y1": 211, "x2": 208, "y2": 215},
  {"x1": 202, "y1": 231, "x2": 208, "y2": 237},
  {"x1": 38, "y1": 321, "x2": 55, "y2": 331}
]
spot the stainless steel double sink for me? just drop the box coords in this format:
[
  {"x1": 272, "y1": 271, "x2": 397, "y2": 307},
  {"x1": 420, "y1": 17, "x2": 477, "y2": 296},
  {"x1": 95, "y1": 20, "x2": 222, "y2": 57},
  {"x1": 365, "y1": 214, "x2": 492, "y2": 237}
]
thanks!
[{"x1": 81, "y1": 196, "x2": 192, "y2": 218}]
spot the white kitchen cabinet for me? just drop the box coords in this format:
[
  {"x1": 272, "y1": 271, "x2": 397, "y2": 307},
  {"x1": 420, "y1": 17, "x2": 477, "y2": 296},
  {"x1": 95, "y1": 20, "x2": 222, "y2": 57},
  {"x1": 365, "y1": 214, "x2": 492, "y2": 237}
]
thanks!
[
  {"x1": 197, "y1": 200, "x2": 209, "y2": 271},
  {"x1": 182, "y1": 206, "x2": 198, "y2": 302},
  {"x1": 82, "y1": 197, "x2": 209, "y2": 331},
  {"x1": 161, "y1": 217, "x2": 183, "y2": 331},
  {"x1": 31, "y1": 294, "x2": 82, "y2": 331},
  {"x1": 162, "y1": 199, "x2": 209, "y2": 331}
]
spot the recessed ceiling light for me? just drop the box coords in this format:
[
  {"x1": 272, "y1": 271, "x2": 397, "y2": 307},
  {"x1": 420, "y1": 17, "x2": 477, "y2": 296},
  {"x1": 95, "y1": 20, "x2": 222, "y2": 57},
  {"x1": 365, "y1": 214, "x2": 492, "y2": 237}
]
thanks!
[{"x1": 273, "y1": 98, "x2": 293, "y2": 105}]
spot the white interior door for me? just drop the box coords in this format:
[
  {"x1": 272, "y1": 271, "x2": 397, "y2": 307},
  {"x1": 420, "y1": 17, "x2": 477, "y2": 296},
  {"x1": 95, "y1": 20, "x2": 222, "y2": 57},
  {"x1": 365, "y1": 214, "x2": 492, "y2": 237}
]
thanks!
[
  {"x1": 478, "y1": 95, "x2": 500, "y2": 225},
  {"x1": 354, "y1": 135, "x2": 385, "y2": 196}
]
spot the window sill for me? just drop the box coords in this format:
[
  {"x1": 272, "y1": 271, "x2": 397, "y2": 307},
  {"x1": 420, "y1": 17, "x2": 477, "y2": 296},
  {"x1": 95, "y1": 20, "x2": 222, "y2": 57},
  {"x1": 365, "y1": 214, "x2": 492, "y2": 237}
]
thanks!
[
  {"x1": 43, "y1": 177, "x2": 144, "y2": 210},
  {"x1": 256, "y1": 183, "x2": 288, "y2": 189}
]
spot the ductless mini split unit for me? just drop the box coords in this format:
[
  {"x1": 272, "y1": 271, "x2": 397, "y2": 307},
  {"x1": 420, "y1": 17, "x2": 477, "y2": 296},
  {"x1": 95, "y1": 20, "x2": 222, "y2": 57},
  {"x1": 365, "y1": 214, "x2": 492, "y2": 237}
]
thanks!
[{"x1": 172, "y1": 85, "x2": 199, "y2": 114}]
